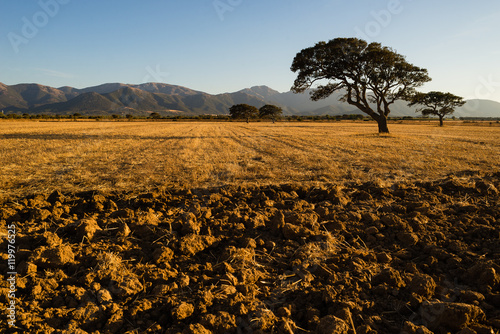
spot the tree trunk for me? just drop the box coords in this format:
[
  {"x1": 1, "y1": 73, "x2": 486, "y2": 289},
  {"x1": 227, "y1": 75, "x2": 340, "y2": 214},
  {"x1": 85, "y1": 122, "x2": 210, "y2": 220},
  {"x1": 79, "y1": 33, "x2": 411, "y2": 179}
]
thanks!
[
  {"x1": 439, "y1": 116, "x2": 444, "y2": 127},
  {"x1": 377, "y1": 115, "x2": 390, "y2": 133}
]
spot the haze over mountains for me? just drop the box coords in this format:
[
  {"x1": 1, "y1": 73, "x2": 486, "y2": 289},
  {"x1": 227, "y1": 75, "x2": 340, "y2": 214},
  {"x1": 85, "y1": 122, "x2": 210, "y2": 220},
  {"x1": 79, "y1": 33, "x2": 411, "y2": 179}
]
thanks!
[{"x1": 1, "y1": 82, "x2": 499, "y2": 118}]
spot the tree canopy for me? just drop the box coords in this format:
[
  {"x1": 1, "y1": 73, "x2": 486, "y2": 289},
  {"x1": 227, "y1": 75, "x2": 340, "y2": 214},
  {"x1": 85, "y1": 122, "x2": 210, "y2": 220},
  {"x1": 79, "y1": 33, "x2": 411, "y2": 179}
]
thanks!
[
  {"x1": 290, "y1": 37, "x2": 431, "y2": 133},
  {"x1": 406, "y1": 91, "x2": 465, "y2": 126},
  {"x1": 259, "y1": 104, "x2": 283, "y2": 122},
  {"x1": 229, "y1": 104, "x2": 259, "y2": 122}
]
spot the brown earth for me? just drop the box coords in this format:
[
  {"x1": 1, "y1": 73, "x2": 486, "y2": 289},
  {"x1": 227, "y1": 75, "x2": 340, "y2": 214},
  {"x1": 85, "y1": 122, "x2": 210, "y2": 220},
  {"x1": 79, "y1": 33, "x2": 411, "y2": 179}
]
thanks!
[{"x1": 1, "y1": 172, "x2": 500, "y2": 333}]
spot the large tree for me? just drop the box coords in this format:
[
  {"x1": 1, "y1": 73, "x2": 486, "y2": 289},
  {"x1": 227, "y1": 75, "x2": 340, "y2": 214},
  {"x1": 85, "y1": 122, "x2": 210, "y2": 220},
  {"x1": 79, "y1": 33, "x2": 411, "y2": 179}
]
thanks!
[
  {"x1": 290, "y1": 38, "x2": 431, "y2": 133},
  {"x1": 406, "y1": 91, "x2": 465, "y2": 126},
  {"x1": 229, "y1": 104, "x2": 259, "y2": 123},
  {"x1": 259, "y1": 104, "x2": 283, "y2": 123}
]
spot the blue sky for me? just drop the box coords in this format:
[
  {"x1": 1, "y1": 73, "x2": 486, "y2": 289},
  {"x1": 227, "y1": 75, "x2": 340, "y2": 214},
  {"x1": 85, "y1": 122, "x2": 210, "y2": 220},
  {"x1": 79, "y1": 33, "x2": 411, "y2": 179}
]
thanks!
[{"x1": 1, "y1": 0, "x2": 500, "y2": 102}]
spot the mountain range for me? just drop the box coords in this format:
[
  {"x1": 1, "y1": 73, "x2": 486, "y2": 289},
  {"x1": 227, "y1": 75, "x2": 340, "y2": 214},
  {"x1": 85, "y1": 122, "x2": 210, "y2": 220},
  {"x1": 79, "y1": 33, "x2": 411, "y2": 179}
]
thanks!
[{"x1": 1, "y1": 82, "x2": 499, "y2": 118}]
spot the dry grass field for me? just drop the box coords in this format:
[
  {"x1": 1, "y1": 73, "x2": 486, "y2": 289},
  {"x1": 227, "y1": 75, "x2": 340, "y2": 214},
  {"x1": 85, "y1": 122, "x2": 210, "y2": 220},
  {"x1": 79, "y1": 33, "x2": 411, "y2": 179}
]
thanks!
[{"x1": 0, "y1": 120, "x2": 499, "y2": 199}]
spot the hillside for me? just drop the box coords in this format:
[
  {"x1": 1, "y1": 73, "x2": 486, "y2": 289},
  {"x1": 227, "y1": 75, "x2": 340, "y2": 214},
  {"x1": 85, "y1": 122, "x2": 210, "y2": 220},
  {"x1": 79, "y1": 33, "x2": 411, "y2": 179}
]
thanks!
[
  {"x1": 0, "y1": 83, "x2": 68, "y2": 110},
  {"x1": 237, "y1": 85, "x2": 281, "y2": 100},
  {"x1": 18, "y1": 84, "x2": 266, "y2": 116},
  {"x1": 32, "y1": 92, "x2": 117, "y2": 115},
  {"x1": 0, "y1": 83, "x2": 26, "y2": 110},
  {"x1": 455, "y1": 99, "x2": 500, "y2": 118},
  {"x1": 1, "y1": 82, "x2": 500, "y2": 118},
  {"x1": 134, "y1": 82, "x2": 202, "y2": 96}
]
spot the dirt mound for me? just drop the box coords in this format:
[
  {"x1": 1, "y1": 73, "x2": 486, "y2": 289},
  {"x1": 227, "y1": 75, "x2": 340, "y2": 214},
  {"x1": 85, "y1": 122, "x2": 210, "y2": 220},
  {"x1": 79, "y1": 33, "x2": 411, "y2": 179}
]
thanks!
[{"x1": 1, "y1": 173, "x2": 500, "y2": 333}]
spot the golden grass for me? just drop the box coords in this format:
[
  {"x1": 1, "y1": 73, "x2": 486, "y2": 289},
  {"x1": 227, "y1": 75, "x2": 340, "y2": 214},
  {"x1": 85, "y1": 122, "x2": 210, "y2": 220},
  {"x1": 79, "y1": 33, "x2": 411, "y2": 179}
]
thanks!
[{"x1": 1, "y1": 120, "x2": 499, "y2": 198}]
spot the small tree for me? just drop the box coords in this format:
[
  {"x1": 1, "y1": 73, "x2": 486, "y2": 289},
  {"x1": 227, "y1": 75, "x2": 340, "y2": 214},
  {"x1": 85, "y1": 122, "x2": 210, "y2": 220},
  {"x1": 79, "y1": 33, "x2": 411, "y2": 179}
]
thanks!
[
  {"x1": 291, "y1": 37, "x2": 431, "y2": 133},
  {"x1": 406, "y1": 91, "x2": 465, "y2": 126},
  {"x1": 259, "y1": 104, "x2": 283, "y2": 123},
  {"x1": 229, "y1": 104, "x2": 259, "y2": 123}
]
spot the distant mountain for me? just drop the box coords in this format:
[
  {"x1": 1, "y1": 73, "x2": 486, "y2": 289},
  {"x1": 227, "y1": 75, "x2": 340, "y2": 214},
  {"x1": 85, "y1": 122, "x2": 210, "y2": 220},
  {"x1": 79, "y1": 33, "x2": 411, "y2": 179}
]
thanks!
[
  {"x1": 19, "y1": 83, "x2": 266, "y2": 116},
  {"x1": 253, "y1": 86, "x2": 500, "y2": 118},
  {"x1": 0, "y1": 83, "x2": 25, "y2": 110},
  {"x1": 12, "y1": 83, "x2": 68, "y2": 106},
  {"x1": 77, "y1": 83, "x2": 131, "y2": 95},
  {"x1": 0, "y1": 83, "x2": 68, "y2": 110},
  {"x1": 58, "y1": 86, "x2": 81, "y2": 100},
  {"x1": 1, "y1": 82, "x2": 500, "y2": 118},
  {"x1": 237, "y1": 86, "x2": 281, "y2": 100},
  {"x1": 134, "y1": 82, "x2": 202, "y2": 96},
  {"x1": 36, "y1": 92, "x2": 117, "y2": 115},
  {"x1": 455, "y1": 100, "x2": 500, "y2": 118}
]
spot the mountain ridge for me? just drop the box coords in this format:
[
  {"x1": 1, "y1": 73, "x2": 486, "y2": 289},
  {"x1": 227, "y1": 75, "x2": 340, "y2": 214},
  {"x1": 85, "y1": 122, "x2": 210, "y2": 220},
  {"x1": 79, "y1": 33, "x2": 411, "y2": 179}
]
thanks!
[{"x1": 1, "y1": 82, "x2": 500, "y2": 118}]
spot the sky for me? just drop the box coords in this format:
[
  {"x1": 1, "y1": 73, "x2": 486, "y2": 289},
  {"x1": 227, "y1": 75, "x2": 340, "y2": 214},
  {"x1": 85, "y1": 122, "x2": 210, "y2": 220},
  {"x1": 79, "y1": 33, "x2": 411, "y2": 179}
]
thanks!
[{"x1": 1, "y1": 0, "x2": 500, "y2": 102}]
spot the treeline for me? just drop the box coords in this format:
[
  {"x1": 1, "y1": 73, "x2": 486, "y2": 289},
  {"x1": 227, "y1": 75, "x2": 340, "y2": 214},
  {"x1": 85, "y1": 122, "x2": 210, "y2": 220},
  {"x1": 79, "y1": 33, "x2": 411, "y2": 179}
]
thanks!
[
  {"x1": 460, "y1": 117, "x2": 500, "y2": 121},
  {"x1": 2, "y1": 112, "x2": 499, "y2": 122},
  {"x1": 0, "y1": 112, "x2": 364, "y2": 121}
]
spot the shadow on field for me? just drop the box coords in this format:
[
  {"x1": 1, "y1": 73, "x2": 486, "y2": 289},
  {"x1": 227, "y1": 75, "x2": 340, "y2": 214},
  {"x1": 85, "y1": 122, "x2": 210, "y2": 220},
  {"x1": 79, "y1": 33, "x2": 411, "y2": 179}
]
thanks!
[
  {"x1": 0, "y1": 133, "x2": 264, "y2": 141},
  {"x1": 345, "y1": 133, "x2": 395, "y2": 138}
]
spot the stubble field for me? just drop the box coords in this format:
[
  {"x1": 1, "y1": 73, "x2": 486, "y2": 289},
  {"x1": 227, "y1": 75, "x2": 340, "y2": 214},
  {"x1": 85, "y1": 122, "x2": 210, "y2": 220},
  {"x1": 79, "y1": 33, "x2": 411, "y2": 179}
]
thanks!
[
  {"x1": 1, "y1": 120, "x2": 500, "y2": 334},
  {"x1": 0, "y1": 120, "x2": 499, "y2": 199}
]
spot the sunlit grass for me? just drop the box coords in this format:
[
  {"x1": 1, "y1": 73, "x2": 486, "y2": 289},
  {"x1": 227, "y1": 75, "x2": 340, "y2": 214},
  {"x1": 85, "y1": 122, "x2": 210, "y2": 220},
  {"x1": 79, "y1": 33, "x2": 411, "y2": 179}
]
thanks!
[{"x1": 1, "y1": 120, "x2": 499, "y2": 198}]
